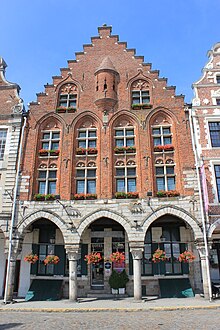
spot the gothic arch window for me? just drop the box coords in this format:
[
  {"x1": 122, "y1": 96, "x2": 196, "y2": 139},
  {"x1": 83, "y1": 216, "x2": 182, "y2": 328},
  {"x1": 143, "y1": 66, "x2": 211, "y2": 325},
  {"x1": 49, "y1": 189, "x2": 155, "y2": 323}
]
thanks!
[
  {"x1": 115, "y1": 159, "x2": 137, "y2": 193},
  {"x1": 75, "y1": 161, "x2": 97, "y2": 195},
  {"x1": 57, "y1": 83, "x2": 78, "y2": 113},
  {"x1": 39, "y1": 120, "x2": 61, "y2": 157},
  {"x1": 114, "y1": 120, "x2": 136, "y2": 153},
  {"x1": 37, "y1": 163, "x2": 57, "y2": 195},
  {"x1": 155, "y1": 159, "x2": 176, "y2": 191},
  {"x1": 131, "y1": 79, "x2": 151, "y2": 109}
]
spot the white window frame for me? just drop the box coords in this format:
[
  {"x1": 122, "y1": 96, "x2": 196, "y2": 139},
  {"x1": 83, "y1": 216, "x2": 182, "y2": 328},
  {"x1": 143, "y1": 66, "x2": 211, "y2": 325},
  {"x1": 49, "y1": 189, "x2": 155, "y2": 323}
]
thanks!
[
  {"x1": 58, "y1": 93, "x2": 77, "y2": 108},
  {"x1": 131, "y1": 90, "x2": 150, "y2": 105},
  {"x1": 115, "y1": 162, "x2": 137, "y2": 193},
  {"x1": 114, "y1": 127, "x2": 135, "y2": 147},
  {"x1": 77, "y1": 128, "x2": 97, "y2": 149},
  {"x1": 152, "y1": 125, "x2": 172, "y2": 146},
  {"x1": 41, "y1": 130, "x2": 60, "y2": 150},
  {"x1": 75, "y1": 165, "x2": 97, "y2": 194},
  {"x1": 38, "y1": 166, "x2": 57, "y2": 195},
  {"x1": 0, "y1": 129, "x2": 7, "y2": 161},
  {"x1": 155, "y1": 163, "x2": 176, "y2": 191}
]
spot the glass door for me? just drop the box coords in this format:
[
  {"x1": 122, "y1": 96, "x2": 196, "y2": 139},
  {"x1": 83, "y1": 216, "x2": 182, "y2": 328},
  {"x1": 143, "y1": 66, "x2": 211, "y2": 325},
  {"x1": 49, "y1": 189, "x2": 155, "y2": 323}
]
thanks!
[{"x1": 91, "y1": 238, "x2": 104, "y2": 288}]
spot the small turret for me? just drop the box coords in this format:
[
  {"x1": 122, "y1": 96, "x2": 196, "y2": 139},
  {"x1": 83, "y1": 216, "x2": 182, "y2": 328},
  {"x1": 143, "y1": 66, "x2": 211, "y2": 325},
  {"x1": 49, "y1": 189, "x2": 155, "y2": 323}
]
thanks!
[{"x1": 94, "y1": 56, "x2": 119, "y2": 111}]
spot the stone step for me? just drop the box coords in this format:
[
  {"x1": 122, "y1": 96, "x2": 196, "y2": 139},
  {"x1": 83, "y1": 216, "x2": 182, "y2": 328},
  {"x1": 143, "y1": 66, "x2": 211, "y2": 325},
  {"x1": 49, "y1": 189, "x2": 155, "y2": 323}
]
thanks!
[{"x1": 87, "y1": 293, "x2": 129, "y2": 299}]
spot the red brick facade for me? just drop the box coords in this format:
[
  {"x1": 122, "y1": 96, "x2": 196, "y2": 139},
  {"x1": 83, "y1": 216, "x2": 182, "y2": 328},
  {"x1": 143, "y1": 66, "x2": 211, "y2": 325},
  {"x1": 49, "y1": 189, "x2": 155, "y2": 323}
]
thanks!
[{"x1": 21, "y1": 26, "x2": 195, "y2": 201}]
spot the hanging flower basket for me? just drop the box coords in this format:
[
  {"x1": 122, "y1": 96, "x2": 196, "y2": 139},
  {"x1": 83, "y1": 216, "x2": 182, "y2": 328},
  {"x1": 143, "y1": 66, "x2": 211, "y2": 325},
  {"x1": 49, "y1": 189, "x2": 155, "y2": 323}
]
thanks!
[
  {"x1": 24, "y1": 253, "x2": 39, "y2": 264},
  {"x1": 152, "y1": 249, "x2": 167, "y2": 263},
  {"x1": 84, "y1": 252, "x2": 102, "y2": 264},
  {"x1": 43, "y1": 255, "x2": 60, "y2": 265},
  {"x1": 178, "y1": 250, "x2": 196, "y2": 263},
  {"x1": 110, "y1": 252, "x2": 125, "y2": 264}
]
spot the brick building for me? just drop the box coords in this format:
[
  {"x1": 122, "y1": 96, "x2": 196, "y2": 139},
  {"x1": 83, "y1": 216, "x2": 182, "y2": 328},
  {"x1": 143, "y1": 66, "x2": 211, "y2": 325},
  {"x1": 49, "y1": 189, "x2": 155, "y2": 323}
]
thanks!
[
  {"x1": 3, "y1": 26, "x2": 210, "y2": 301},
  {"x1": 0, "y1": 58, "x2": 24, "y2": 298},
  {"x1": 191, "y1": 42, "x2": 220, "y2": 285}
]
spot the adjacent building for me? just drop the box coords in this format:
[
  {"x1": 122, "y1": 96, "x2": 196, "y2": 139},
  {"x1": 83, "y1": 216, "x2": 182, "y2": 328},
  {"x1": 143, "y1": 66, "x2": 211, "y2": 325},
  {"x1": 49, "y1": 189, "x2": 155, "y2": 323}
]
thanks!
[
  {"x1": 0, "y1": 58, "x2": 24, "y2": 298},
  {"x1": 2, "y1": 26, "x2": 210, "y2": 301},
  {"x1": 191, "y1": 42, "x2": 220, "y2": 284}
]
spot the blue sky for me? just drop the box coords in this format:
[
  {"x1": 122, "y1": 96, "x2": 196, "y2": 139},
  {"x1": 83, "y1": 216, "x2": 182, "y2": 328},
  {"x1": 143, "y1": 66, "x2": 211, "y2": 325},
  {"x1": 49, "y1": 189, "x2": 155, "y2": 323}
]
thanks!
[{"x1": 0, "y1": 0, "x2": 219, "y2": 107}]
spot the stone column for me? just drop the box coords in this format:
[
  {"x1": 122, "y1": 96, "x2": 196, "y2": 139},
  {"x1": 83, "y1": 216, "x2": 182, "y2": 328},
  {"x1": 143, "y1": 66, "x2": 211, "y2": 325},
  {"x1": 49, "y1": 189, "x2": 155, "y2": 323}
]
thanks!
[
  {"x1": 196, "y1": 243, "x2": 211, "y2": 299},
  {"x1": 66, "y1": 245, "x2": 80, "y2": 301},
  {"x1": 131, "y1": 248, "x2": 143, "y2": 301}
]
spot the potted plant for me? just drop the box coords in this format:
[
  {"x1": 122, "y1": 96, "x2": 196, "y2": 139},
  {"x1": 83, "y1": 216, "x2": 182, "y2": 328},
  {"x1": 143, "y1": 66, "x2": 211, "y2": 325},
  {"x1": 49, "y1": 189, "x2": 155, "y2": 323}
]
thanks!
[
  {"x1": 110, "y1": 252, "x2": 125, "y2": 264},
  {"x1": 131, "y1": 103, "x2": 141, "y2": 110},
  {"x1": 118, "y1": 269, "x2": 129, "y2": 294},
  {"x1": 109, "y1": 269, "x2": 129, "y2": 295},
  {"x1": 34, "y1": 193, "x2": 46, "y2": 201},
  {"x1": 114, "y1": 146, "x2": 125, "y2": 153},
  {"x1": 156, "y1": 190, "x2": 180, "y2": 198},
  {"x1": 45, "y1": 194, "x2": 56, "y2": 201},
  {"x1": 87, "y1": 148, "x2": 98, "y2": 155},
  {"x1": 86, "y1": 193, "x2": 97, "y2": 200},
  {"x1": 39, "y1": 149, "x2": 49, "y2": 156},
  {"x1": 115, "y1": 192, "x2": 127, "y2": 199},
  {"x1": 73, "y1": 193, "x2": 86, "y2": 200},
  {"x1": 49, "y1": 149, "x2": 60, "y2": 156},
  {"x1": 84, "y1": 252, "x2": 102, "y2": 264},
  {"x1": 152, "y1": 249, "x2": 167, "y2": 263},
  {"x1": 178, "y1": 250, "x2": 195, "y2": 263},
  {"x1": 163, "y1": 144, "x2": 174, "y2": 151},
  {"x1": 67, "y1": 107, "x2": 76, "y2": 113},
  {"x1": 56, "y1": 106, "x2": 67, "y2": 113},
  {"x1": 43, "y1": 255, "x2": 60, "y2": 265},
  {"x1": 127, "y1": 192, "x2": 139, "y2": 199},
  {"x1": 154, "y1": 145, "x2": 164, "y2": 152},
  {"x1": 24, "y1": 253, "x2": 39, "y2": 264},
  {"x1": 125, "y1": 146, "x2": 136, "y2": 153}
]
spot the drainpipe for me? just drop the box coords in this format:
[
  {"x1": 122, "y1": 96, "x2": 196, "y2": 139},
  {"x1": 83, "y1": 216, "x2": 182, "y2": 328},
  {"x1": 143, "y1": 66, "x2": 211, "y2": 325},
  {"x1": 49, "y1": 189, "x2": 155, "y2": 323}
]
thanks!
[
  {"x1": 4, "y1": 115, "x2": 27, "y2": 303},
  {"x1": 188, "y1": 106, "x2": 212, "y2": 302}
]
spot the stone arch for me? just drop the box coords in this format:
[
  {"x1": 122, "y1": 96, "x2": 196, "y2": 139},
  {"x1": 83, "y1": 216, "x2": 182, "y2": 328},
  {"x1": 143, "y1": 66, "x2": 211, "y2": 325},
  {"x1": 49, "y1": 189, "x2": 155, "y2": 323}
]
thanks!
[
  {"x1": 208, "y1": 219, "x2": 220, "y2": 238},
  {"x1": 33, "y1": 112, "x2": 66, "y2": 131},
  {"x1": 141, "y1": 206, "x2": 203, "y2": 240},
  {"x1": 70, "y1": 111, "x2": 102, "y2": 130},
  {"x1": 16, "y1": 210, "x2": 72, "y2": 244},
  {"x1": 77, "y1": 209, "x2": 133, "y2": 241},
  {"x1": 109, "y1": 110, "x2": 140, "y2": 129},
  {"x1": 145, "y1": 107, "x2": 179, "y2": 126}
]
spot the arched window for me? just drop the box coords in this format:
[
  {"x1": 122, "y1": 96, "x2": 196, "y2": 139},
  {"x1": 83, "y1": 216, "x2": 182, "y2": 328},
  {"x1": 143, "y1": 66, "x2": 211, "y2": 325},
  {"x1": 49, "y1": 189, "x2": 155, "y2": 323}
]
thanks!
[
  {"x1": 155, "y1": 159, "x2": 175, "y2": 191},
  {"x1": 75, "y1": 161, "x2": 96, "y2": 194},
  {"x1": 115, "y1": 160, "x2": 136, "y2": 193},
  {"x1": 57, "y1": 83, "x2": 78, "y2": 112},
  {"x1": 131, "y1": 79, "x2": 151, "y2": 109},
  {"x1": 38, "y1": 164, "x2": 57, "y2": 195}
]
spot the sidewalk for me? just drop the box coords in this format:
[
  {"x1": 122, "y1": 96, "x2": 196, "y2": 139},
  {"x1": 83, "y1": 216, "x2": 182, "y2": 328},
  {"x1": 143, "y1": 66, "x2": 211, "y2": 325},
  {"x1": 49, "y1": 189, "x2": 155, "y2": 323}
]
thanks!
[{"x1": 1, "y1": 295, "x2": 220, "y2": 312}]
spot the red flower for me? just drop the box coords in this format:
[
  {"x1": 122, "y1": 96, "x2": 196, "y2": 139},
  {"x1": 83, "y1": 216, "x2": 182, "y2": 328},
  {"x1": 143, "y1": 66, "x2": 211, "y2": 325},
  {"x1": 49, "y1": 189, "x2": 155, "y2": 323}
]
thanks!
[
  {"x1": 84, "y1": 252, "x2": 102, "y2": 264},
  {"x1": 43, "y1": 255, "x2": 60, "y2": 265},
  {"x1": 110, "y1": 252, "x2": 125, "y2": 264},
  {"x1": 24, "y1": 253, "x2": 39, "y2": 264},
  {"x1": 178, "y1": 251, "x2": 195, "y2": 263}
]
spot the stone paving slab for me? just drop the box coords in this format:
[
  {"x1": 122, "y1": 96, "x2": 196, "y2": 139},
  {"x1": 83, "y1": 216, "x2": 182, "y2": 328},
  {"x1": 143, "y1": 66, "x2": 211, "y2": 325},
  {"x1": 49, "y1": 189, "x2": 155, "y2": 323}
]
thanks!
[{"x1": 1, "y1": 296, "x2": 220, "y2": 312}]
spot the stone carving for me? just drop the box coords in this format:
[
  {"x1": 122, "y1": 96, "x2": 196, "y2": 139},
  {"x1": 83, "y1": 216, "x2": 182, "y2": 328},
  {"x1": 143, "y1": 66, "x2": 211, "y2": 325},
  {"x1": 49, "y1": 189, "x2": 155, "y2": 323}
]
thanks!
[
  {"x1": 131, "y1": 79, "x2": 149, "y2": 90},
  {"x1": 203, "y1": 98, "x2": 209, "y2": 105},
  {"x1": 212, "y1": 89, "x2": 220, "y2": 97},
  {"x1": 130, "y1": 201, "x2": 145, "y2": 214},
  {"x1": 192, "y1": 98, "x2": 201, "y2": 106},
  {"x1": 12, "y1": 98, "x2": 23, "y2": 114},
  {"x1": 205, "y1": 62, "x2": 213, "y2": 69},
  {"x1": 60, "y1": 83, "x2": 77, "y2": 94},
  {"x1": 65, "y1": 205, "x2": 81, "y2": 217}
]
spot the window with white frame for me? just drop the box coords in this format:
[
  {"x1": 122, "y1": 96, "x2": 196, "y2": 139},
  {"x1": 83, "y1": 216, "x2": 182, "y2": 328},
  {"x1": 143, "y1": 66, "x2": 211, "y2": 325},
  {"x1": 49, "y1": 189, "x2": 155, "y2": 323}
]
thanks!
[
  {"x1": 58, "y1": 84, "x2": 77, "y2": 108},
  {"x1": 77, "y1": 128, "x2": 97, "y2": 149},
  {"x1": 0, "y1": 129, "x2": 7, "y2": 160},
  {"x1": 132, "y1": 90, "x2": 150, "y2": 105},
  {"x1": 155, "y1": 160, "x2": 175, "y2": 191},
  {"x1": 214, "y1": 165, "x2": 220, "y2": 201},
  {"x1": 114, "y1": 127, "x2": 135, "y2": 147},
  {"x1": 41, "y1": 131, "x2": 60, "y2": 150},
  {"x1": 76, "y1": 162, "x2": 96, "y2": 194},
  {"x1": 38, "y1": 164, "x2": 57, "y2": 195},
  {"x1": 115, "y1": 160, "x2": 136, "y2": 193},
  {"x1": 209, "y1": 122, "x2": 220, "y2": 147},
  {"x1": 152, "y1": 126, "x2": 172, "y2": 146},
  {"x1": 216, "y1": 76, "x2": 220, "y2": 84}
]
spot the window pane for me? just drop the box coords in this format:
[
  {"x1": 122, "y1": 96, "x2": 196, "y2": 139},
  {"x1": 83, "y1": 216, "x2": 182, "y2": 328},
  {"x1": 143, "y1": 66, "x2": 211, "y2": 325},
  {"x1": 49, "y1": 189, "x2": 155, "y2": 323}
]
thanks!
[
  {"x1": 88, "y1": 140, "x2": 96, "y2": 148},
  {"x1": 142, "y1": 97, "x2": 150, "y2": 104},
  {"x1": 127, "y1": 178, "x2": 136, "y2": 192},
  {"x1": 51, "y1": 142, "x2": 59, "y2": 150},
  {"x1": 78, "y1": 131, "x2": 86, "y2": 138},
  {"x1": 78, "y1": 141, "x2": 86, "y2": 148},
  {"x1": 69, "y1": 100, "x2": 76, "y2": 107},
  {"x1": 52, "y1": 132, "x2": 60, "y2": 139},
  {"x1": 152, "y1": 128, "x2": 160, "y2": 135},
  {"x1": 163, "y1": 127, "x2": 171, "y2": 134},
  {"x1": 39, "y1": 182, "x2": 46, "y2": 194},
  {"x1": 76, "y1": 170, "x2": 85, "y2": 178},
  {"x1": 126, "y1": 138, "x2": 134, "y2": 146},
  {"x1": 153, "y1": 137, "x2": 161, "y2": 146},
  {"x1": 156, "y1": 177, "x2": 165, "y2": 190},
  {"x1": 42, "y1": 133, "x2": 50, "y2": 139},
  {"x1": 77, "y1": 180, "x2": 85, "y2": 193},
  {"x1": 156, "y1": 167, "x2": 164, "y2": 175},
  {"x1": 166, "y1": 166, "x2": 174, "y2": 174},
  {"x1": 116, "y1": 139, "x2": 124, "y2": 147},
  {"x1": 116, "y1": 168, "x2": 125, "y2": 176},
  {"x1": 48, "y1": 171, "x2": 56, "y2": 178},
  {"x1": 217, "y1": 99, "x2": 220, "y2": 105},
  {"x1": 87, "y1": 180, "x2": 96, "y2": 193},
  {"x1": 69, "y1": 94, "x2": 76, "y2": 100},
  {"x1": 115, "y1": 130, "x2": 123, "y2": 136},
  {"x1": 48, "y1": 181, "x2": 56, "y2": 194},
  {"x1": 167, "y1": 177, "x2": 175, "y2": 190},
  {"x1": 42, "y1": 142, "x2": 49, "y2": 149},
  {"x1": 132, "y1": 91, "x2": 140, "y2": 97},
  {"x1": 116, "y1": 179, "x2": 125, "y2": 192},
  {"x1": 87, "y1": 169, "x2": 96, "y2": 177},
  {"x1": 88, "y1": 131, "x2": 96, "y2": 137},
  {"x1": 164, "y1": 137, "x2": 172, "y2": 145},
  {"x1": 126, "y1": 129, "x2": 134, "y2": 136},
  {"x1": 209, "y1": 122, "x2": 220, "y2": 147},
  {"x1": 141, "y1": 91, "x2": 149, "y2": 96},
  {"x1": 217, "y1": 76, "x2": 220, "y2": 84},
  {"x1": 39, "y1": 171, "x2": 46, "y2": 178},
  {"x1": 59, "y1": 95, "x2": 68, "y2": 100},
  {"x1": 127, "y1": 168, "x2": 136, "y2": 176}
]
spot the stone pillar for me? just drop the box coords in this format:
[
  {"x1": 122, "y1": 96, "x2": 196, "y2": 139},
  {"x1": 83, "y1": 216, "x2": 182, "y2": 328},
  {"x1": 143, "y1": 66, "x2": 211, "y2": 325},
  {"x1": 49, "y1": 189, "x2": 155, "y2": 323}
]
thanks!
[
  {"x1": 131, "y1": 248, "x2": 143, "y2": 301},
  {"x1": 196, "y1": 243, "x2": 211, "y2": 299},
  {"x1": 66, "y1": 245, "x2": 80, "y2": 301}
]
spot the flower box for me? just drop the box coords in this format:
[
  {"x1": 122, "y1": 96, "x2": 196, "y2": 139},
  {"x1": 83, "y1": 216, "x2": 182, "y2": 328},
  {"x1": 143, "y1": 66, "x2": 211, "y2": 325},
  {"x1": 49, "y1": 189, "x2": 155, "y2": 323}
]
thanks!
[
  {"x1": 39, "y1": 149, "x2": 49, "y2": 156},
  {"x1": 115, "y1": 192, "x2": 139, "y2": 199},
  {"x1": 131, "y1": 104, "x2": 141, "y2": 110},
  {"x1": 132, "y1": 103, "x2": 152, "y2": 110},
  {"x1": 114, "y1": 146, "x2": 136, "y2": 153},
  {"x1": 154, "y1": 144, "x2": 174, "y2": 152},
  {"x1": 76, "y1": 148, "x2": 86, "y2": 155},
  {"x1": 73, "y1": 193, "x2": 86, "y2": 200},
  {"x1": 87, "y1": 148, "x2": 98, "y2": 155},
  {"x1": 86, "y1": 194, "x2": 97, "y2": 200},
  {"x1": 49, "y1": 149, "x2": 60, "y2": 156},
  {"x1": 56, "y1": 107, "x2": 67, "y2": 113},
  {"x1": 67, "y1": 107, "x2": 76, "y2": 113},
  {"x1": 34, "y1": 194, "x2": 58, "y2": 201},
  {"x1": 142, "y1": 104, "x2": 152, "y2": 109},
  {"x1": 156, "y1": 190, "x2": 180, "y2": 198}
]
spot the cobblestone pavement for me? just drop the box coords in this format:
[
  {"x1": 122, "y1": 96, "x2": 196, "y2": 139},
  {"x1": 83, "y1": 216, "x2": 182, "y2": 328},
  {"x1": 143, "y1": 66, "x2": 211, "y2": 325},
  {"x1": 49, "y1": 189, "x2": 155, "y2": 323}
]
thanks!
[{"x1": 0, "y1": 310, "x2": 219, "y2": 330}]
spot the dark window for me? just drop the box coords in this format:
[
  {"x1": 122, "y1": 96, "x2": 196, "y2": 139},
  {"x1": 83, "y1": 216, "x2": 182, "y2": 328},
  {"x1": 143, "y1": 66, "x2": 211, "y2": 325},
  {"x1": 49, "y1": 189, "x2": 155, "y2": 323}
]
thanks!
[
  {"x1": 152, "y1": 126, "x2": 172, "y2": 146},
  {"x1": 217, "y1": 99, "x2": 220, "y2": 106},
  {"x1": 38, "y1": 169, "x2": 57, "y2": 194},
  {"x1": 216, "y1": 76, "x2": 220, "y2": 84},
  {"x1": 0, "y1": 130, "x2": 7, "y2": 160},
  {"x1": 114, "y1": 128, "x2": 135, "y2": 147},
  {"x1": 155, "y1": 165, "x2": 175, "y2": 191},
  {"x1": 59, "y1": 94, "x2": 77, "y2": 108},
  {"x1": 209, "y1": 122, "x2": 220, "y2": 147},
  {"x1": 76, "y1": 168, "x2": 96, "y2": 194},
  {"x1": 132, "y1": 90, "x2": 150, "y2": 104},
  {"x1": 214, "y1": 165, "x2": 220, "y2": 201}
]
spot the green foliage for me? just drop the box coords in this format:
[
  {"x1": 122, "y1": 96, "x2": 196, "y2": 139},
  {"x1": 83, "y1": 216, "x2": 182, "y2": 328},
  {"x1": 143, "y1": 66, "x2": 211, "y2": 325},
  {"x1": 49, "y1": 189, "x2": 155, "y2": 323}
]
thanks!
[{"x1": 109, "y1": 270, "x2": 129, "y2": 289}]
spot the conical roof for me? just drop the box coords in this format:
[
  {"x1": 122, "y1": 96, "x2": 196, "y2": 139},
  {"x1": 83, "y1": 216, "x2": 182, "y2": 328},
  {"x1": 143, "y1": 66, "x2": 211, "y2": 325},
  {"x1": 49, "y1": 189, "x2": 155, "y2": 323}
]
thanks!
[{"x1": 95, "y1": 56, "x2": 118, "y2": 74}]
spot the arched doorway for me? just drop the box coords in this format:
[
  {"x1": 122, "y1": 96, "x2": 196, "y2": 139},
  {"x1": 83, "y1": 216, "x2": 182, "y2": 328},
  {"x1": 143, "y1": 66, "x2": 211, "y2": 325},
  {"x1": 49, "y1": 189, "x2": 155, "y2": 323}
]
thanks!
[
  {"x1": 80, "y1": 217, "x2": 127, "y2": 292},
  {"x1": 142, "y1": 215, "x2": 198, "y2": 297}
]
